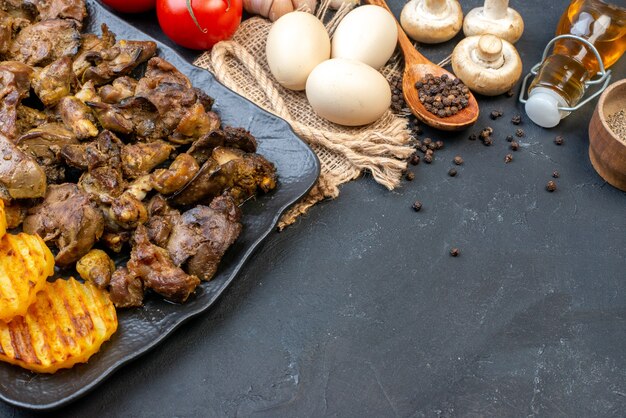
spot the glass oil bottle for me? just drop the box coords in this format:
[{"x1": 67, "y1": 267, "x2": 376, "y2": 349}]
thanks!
[{"x1": 521, "y1": 0, "x2": 626, "y2": 128}]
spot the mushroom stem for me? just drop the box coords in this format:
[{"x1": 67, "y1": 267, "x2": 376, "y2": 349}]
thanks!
[
  {"x1": 473, "y1": 34, "x2": 505, "y2": 69},
  {"x1": 425, "y1": 0, "x2": 447, "y2": 15},
  {"x1": 483, "y1": 0, "x2": 508, "y2": 20}
]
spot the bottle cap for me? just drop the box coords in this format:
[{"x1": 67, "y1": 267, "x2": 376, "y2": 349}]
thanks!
[{"x1": 525, "y1": 87, "x2": 569, "y2": 128}]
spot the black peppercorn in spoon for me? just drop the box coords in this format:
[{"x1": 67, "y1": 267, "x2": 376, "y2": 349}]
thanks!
[{"x1": 366, "y1": 0, "x2": 480, "y2": 131}]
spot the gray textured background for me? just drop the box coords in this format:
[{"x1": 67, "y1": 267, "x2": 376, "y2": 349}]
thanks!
[{"x1": 2, "y1": 0, "x2": 625, "y2": 416}]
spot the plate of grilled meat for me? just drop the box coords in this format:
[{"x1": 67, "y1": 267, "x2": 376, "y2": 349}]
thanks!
[{"x1": 0, "y1": 0, "x2": 319, "y2": 410}]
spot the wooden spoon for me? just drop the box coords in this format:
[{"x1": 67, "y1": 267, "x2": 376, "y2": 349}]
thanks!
[{"x1": 366, "y1": 0, "x2": 480, "y2": 131}]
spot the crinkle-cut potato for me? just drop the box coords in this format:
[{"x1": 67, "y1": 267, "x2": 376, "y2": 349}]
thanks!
[
  {"x1": 0, "y1": 200, "x2": 6, "y2": 238},
  {"x1": 0, "y1": 278, "x2": 118, "y2": 373},
  {"x1": 0, "y1": 232, "x2": 54, "y2": 322}
]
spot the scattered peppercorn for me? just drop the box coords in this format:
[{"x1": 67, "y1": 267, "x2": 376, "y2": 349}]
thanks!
[
  {"x1": 546, "y1": 180, "x2": 557, "y2": 192},
  {"x1": 448, "y1": 168, "x2": 457, "y2": 177},
  {"x1": 453, "y1": 155, "x2": 464, "y2": 165},
  {"x1": 490, "y1": 110, "x2": 503, "y2": 120},
  {"x1": 409, "y1": 153, "x2": 420, "y2": 165},
  {"x1": 420, "y1": 145, "x2": 428, "y2": 153},
  {"x1": 416, "y1": 73, "x2": 470, "y2": 118},
  {"x1": 510, "y1": 141, "x2": 519, "y2": 151},
  {"x1": 389, "y1": 76, "x2": 405, "y2": 113},
  {"x1": 405, "y1": 171, "x2": 415, "y2": 181},
  {"x1": 511, "y1": 115, "x2": 522, "y2": 125},
  {"x1": 552, "y1": 170, "x2": 560, "y2": 178},
  {"x1": 515, "y1": 128, "x2": 525, "y2": 137},
  {"x1": 423, "y1": 154, "x2": 433, "y2": 164},
  {"x1": 423, "y1": 138, "x2": 432, "y2": 146},
  {"x1": 412, "y1": 200, "x2": 422, "y2": 211},
  {"x1": 554, "y1": 135, "x2": 564, "y2": 145},
  {"x1": 425, "y1": 149, "x2": 434, "y2": 156},
  {"x1": 435, "y1": 140, "x2": 444, "y2": 150},
  {"x1": 427, "y1": 142, "x2": 437, "y2": 150},
  {"x1": 479, "y1": 127, "x2": 493, "y2": 140},
  {"x1": 483, "y1": 137, "x2": 493, "y2": 146},
  {"x1": 505, "y1": 154, "x2": 513, "y2": 163},
  {"x1": 506, "y1": 135, "x2": 514, "y2": 142},
  {"x1": 505, "y1": 89, "x2": 515, "y2": 97},
  {"x1": 450, "y1": 248, "x2": 460, "y2": 257},
  {"x1": 468, "y1": 133, "x2": 477, "y2": 141}
]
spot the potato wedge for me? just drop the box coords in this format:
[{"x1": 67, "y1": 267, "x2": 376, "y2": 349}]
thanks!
[
  {"x1": 0, "y1": 199, "x2": 6, "y2": 238},
  {"x1": 0, "y1": 278, "x2": 118, "y2": 373},
  {"x1": 0, "y1": 233, "x2": 54, "y2": 322}
]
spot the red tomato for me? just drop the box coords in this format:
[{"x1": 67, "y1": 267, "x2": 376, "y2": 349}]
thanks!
[
  {"x1": 100, "y1": 0, "x2": 156, "y2": 13},
  {"x1": 156, "y1": 0, "x2": 242, "y2": 50}
]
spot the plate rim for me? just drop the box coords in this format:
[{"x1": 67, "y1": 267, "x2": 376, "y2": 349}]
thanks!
[{"x1": 0, "y1": 1, "x2": 320, "y2": 411}]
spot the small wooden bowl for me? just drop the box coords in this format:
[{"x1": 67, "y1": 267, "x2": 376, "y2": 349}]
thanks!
[{"x1": 589, "y1": 79, "x2": 626, "y2": 191}]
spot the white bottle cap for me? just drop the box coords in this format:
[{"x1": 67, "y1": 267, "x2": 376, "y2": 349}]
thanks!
[{"x1": 525, "y1": 87, "x2": 569, "y2": 128}]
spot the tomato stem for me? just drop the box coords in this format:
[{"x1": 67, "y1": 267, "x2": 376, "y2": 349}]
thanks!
[{"x1": 186, "y1": 0, "x2": 208, "y2": 34}]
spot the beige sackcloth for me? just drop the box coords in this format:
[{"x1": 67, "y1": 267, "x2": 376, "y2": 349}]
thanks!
[{"x1": 194, "y1": 2, "x2": 414, "y2": 229}]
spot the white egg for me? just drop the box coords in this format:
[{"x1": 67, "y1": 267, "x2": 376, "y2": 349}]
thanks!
[
  {"x1": 306, "y1": 58, "x2": 391, "y2": 126},
  {"x1": 266, "y1": 12, "x2": 330, "y2": 91},
  {"x1": 331, "y1": 5, "x2": 398, "y2": 69}
]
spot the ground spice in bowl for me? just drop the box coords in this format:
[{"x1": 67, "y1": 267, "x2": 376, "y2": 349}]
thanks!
[{"x1": 607, "y1": 109, "x2": 626, "y2": 141}]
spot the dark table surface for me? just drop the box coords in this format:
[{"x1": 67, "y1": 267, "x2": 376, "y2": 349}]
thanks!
[{"x1": 3, "y1": 0, "x2": 626, "y2": 417}]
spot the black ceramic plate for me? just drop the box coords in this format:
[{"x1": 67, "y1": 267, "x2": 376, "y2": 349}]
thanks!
[{"x1": 0, "y1": 1, "x2": 319, "y2": 411}]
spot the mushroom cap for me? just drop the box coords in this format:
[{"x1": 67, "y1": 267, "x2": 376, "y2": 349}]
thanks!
[
  {"x1": 463, "y1": 6, "x2": 524, "y2": 44},
  {"x1": 451, "y1": 34, "x2": 522, "y2": 96},
  {"x1": 400, "y1": 0, "x2": 463, "y2": 44}
]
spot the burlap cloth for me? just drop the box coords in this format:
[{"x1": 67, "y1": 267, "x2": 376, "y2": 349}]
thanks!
[{"x1": 194, "y1": 3, "x2": 414, "y2": 229}]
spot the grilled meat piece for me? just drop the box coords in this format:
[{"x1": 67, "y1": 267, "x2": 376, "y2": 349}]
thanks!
[
  {"x1": 109, "y1": 191, "x2": 148, "y2": 230},
  {"x1": 35, "y1": 0, "x2": 87, "y2": 26},
  {"x1": 75, "y1": 80, "x2": 99, "y2": 103},
  {"x1": 128, "y1": 225, "x2": 200, "y2": 303},
  {"x1": 0, "y1": 0, "x2": 38, "y2": 21},
  {"x1": 9, "y1": 19, "x2": 80, "y2": 66},
  {"x1": 82, "y1": 40, "x2": 157, "y2": 86},
  {"x1": 57, "y1": 96, "x2": 99, "y2": 139},
  {"x1": 145, "y1": 194, "x2": 181, "y2": 247},
  {"x1": 137, "y1": 81, "x2": 197, "y2": 134},
  {"x1": 1, "y1": 198, "x2": 27, "y2": 228},
  {"x1": 151, "y1": 153, "x2": 199, "y2": 195},
  {"x1": 87, "y1": 96, "x2": 162, "y2": 138},
  {"x1": 76, "y1": 249, "x2": 115, "y2": 289},
  {"x1": 167, "y1": 195, "x2": 242, "y2": 281},
  {"x1": 73, "y1": 25, "x2": 116, "y2": 78},
  {"x1": 16, "y1": 105, "x2": 48, "y2": 135},
  {"x1": 0, "y1": 61, "x2": 33, "y2": 140},
  {"x1": 109, "y1": 266, "x2": 143, "y2": 308},
  {"x1": 79, "y1": 166, "x2": 125, "y2": 204},
  {"x1": 170, "y1": 101, "x2": 219, "y2": 144},
  {"x1": 188, "y1": 127, "x2": 257, "y2": 165},
  {"x1": 136, "y1": 58, "x2": 215, "y2": 142},
  {"x1": 170, "y1": 149, "x2": 277, "y2": 206},
  {"x1": 168, "y1": 157, "x2": 219, "y2": 206},
  {"x1": 0, "y1": 133, "x2": 46, "y2": 200},
  {"x1": 99, "y1": 76, "x2": 137, "y2": 103},
  {"x1": 32, "y1": 56, "x2": 74, "y2": 107},
  {"x1": 0, "y1": 10, "x2": 28, "y2": 54},
  {"x1": 17, "y1": 122, "x2": 78, "y2": 183},
  {"x1": 61, "y1": 129, "x2": 123, "y2": 171},
  {"x1": 138, "y1": 57, "x2": 192, "y2": 88},
  {"x1": 23, "y1": 183, "x2": 104, "y2": 266},
  {"x1": 121, "y1": 140, "x2": 173, "y2": 179}
]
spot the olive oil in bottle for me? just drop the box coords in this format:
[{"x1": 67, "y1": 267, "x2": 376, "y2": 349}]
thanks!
[{"x1": 525, "y1": 0, "x2": 626, "y2": 128}]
